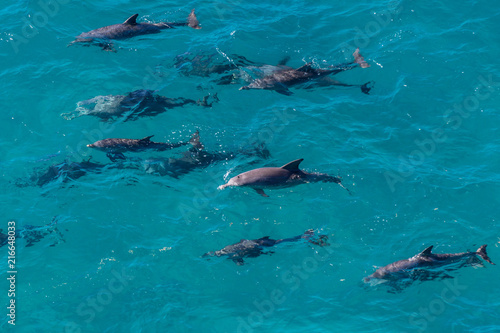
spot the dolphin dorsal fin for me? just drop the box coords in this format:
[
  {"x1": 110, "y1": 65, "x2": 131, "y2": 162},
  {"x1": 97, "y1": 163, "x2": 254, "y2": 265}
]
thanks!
[
  {"x1": 140, "y1": 135, "x2": 154, "y2": 142},
  {"x1": 419, "y1": 246, "x2": 433, "y2": 256},
  {"x1": 297, "y1": 63, "x2": 314, "y2": 72},
  {"x1": 261, "y1": 236, "x2": 270, "y2": 240},
  {"x1": 124, "y1": 14, "x2": 139, "y2": 25},
  {"x1": 281, "y1": 159, "x2": 304, "y2": 171}
]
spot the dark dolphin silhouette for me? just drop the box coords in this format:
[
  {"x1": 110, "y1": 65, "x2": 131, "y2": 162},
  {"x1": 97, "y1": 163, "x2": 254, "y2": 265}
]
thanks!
[
  {"x1": 87, "y1": 134, "x2": 192, "y2": 162},
  {"x1": 218, "y1": 158, "x2": 350, "y2": 197},
  {"x1": 141, "y1": 131, "x2": 270, "y2": 178},
  {"x1": 24, "y1": 157, "x2": 107, "y2": 187},
  {"x1": 203, "y1": 229, "x2": 328, "y2": 265},
  {"x1": 0, "y1": 217, "x2": 65, "y2": 248},
  {"x1": 62, "y1": 89, "x2": 216, "y2": 122},
  {"x1": 174, "y1": 51, "x2": 260, "y2": 78},
  {"x1": 239, "y1": 48, "x2": 373, "y2": 95},
  {"x1": 69, "y1": 9, "x2": 200, "y2": 51},
  {"x1": 364, "y1": 245, "x2": 495, "y2": 289}
]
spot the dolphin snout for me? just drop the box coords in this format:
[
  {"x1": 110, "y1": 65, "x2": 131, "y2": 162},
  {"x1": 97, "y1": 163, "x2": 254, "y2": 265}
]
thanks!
[
  {"x1": 218, "y1": 184, "x2": 231, "y2": 190},
  {"x1": 87, "y1": 144, "x2": 94, "y2": 148}
]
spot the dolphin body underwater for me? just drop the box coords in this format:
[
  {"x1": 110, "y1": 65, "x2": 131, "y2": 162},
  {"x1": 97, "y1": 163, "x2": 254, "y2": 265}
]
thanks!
[
  {"x1": 69, "y1": 9, "x2": 200, "y2": 50},
  {"x1": 62, "y1": 89, "x2": 216, "y2": 122},
  {"x1": 141, "y1": 131, "x2": 270, "y2": 178},
  {"x1": 364, "y1": 245, "x2": 495, "y2": 289},
  {"x1": 24, "y1": 158, "x2": 107, "y2": 187},
  {"x1": 218, "y1": 158, "x2": 350, "y2": 197},
  {"x1": 0, "y1": 217, "x2": 65, "y2": 248},
  {"x1": 203, "y1": 229, "x2": 329, "y2": 265}
]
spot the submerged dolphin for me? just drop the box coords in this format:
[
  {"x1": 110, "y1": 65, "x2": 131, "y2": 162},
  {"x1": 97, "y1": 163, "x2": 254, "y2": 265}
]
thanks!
[
  {"x1": 0, "y1": 217, "x2": 65, "y2": 248},
  {"x1": 25, "y1": 157, "x2": 107, "y2": 187},
  {"x1": 69, "y1": 9, "x2": 200, "y2": 50},
  {"x1": 141, "y1": 131, "x2": 270, "y2": 178},
  {"x1": 203, "y1": 229, "x2": 328, "y2": 265},
  {"x1": 364, "y1": 245, "x2": 495, "y2": 286},
  {"x1": 87, "y1": 134, "x2": 192, "y2": 161},
  {"x1": 218, "y1": 158, "x2": 349, "y2": 197},
  {"x1": 173, "y1": 51, "x2": 262, "y2": 80},
  {"x1": 239, "y1": 48, "x2": 373, "y2": 95},
  {"x1": 62, "y1": 89, "x2": 216, "y2": 122}
]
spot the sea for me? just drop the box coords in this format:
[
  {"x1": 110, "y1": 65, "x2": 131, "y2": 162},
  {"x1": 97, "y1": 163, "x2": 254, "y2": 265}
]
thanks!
[{"x1": 1, "y1": 0, "x2": 499, "y2": 332}]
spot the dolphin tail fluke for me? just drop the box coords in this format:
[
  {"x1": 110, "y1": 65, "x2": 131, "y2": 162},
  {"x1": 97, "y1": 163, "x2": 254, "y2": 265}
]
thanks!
[
  {"x1": 353, "y1": 48, "x2": 370, "y2": 68},
  {"x1": 477, "y1": 245, "x2": 495, "y2": 265},
  {"x1": 300, "y1": 229, "x2": 330, "y2": 246},
  {"x1": 188, "y1": 9, "x2": 201, "y2": 29},
  {"x1": 361, "y1": 81, "x2": 375, "y2": 95}
]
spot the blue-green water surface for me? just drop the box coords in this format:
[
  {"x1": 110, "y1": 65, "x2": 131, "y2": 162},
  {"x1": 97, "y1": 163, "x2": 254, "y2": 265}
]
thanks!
[{"x1": 1, "y1": 0, "x2": 499, "y2": 332}]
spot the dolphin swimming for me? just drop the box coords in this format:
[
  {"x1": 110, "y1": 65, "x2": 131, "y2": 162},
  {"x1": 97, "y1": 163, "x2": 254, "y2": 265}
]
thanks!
[
  {"x1": 364, "y1": 245, "x2": 495, "y2": 288},
  {"x1": 141, "y1": 131, "x2": 270, "y2": 178},
  {"x1": 87, "y1": 134, "x2": 192, "y2": 161},
  {"x1": 0, "y1": 217, "x2": 65, "y2": 248},
  {"x1": 239, "y1": 48, "x2": 373, "y2": 95},
  {"x1": 203, "y1": 229, "x2": 328, "y2": 265},
  {"x1": 22, "y1": 157, "x2": 107, "y2": 187},
  {"x1": 173, "y1": 50, "x2": 262, "y2": 84},
  {"x1": 61, "y1": 89, "x2": 216, "y2": 122},
  {"x1": 69, "y1": 9, "x2": 200, "y2": 50},
  {"x1": 218, "y1": 158, "x2": 350, "y2": 197}
]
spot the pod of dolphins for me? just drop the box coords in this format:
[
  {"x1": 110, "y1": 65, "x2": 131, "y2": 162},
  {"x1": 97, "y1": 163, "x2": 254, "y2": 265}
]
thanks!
[{"x1": 15, "y1": 7, "x2": 495, "y2": 292}]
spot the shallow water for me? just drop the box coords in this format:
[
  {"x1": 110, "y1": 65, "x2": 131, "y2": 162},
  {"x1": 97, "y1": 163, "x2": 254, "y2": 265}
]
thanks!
[{"x1": 1, "y1": 0, "x2": 499, "y2": 332}]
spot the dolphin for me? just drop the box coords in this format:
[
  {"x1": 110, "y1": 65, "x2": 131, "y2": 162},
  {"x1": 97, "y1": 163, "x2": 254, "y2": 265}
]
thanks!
[
  {"x1": 202, "y1": 229, "x2": 328, "y2": 265},
  {"x1": 16, "y1": 156, "x2": 136, "y2": 188},
  {"x1": 87, "y1": 134, "x2": 191, "y2": 161},
  {"x1": 141, "y1": 131, "x2": 270, "y2": 178},
  {"x1": 0, "y1": 217, "x2": 65, "y2": 248},
  {"x1": 69, "y1": 9, "x2": 200, "y2": 51},
  {"x1": 364, "y1": 245, "x2": 495, "y2": 285},
  {"x1": 27, "y1": 157, "x2": 107, "y2": 187},
  {"x1": 239, "y1": 48, "x2": 373, "y2": 95},
  {"x1": 218, "y1": 158, "x2": 350, "y2": 197},
  {"x1": 174, "y1": 51, "x2": 261, "y2": 79},
  {"x1": 61, "y1": 89, "x2": 216, "y2": 122}
]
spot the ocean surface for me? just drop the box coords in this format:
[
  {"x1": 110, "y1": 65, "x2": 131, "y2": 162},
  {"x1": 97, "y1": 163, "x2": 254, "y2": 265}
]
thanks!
[{"x1": 1, "y1": 0, "x2": 499, "y2": 332}]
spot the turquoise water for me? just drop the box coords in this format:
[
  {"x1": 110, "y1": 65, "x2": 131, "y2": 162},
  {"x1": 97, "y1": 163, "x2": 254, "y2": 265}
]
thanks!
[{"x1": 2, "y1": 0, "x2": 500, "y2": 332}]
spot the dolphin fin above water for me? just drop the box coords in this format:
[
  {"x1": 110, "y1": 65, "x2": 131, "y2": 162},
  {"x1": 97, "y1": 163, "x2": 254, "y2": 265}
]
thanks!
[
  {"x1": 477, "y1": 245, "x2": 494, "y2": 265},
  {"x1": 353, "y1": 48, "x2": 370, "y2": 68},
  {"x1": 124, "y1": 14, "x2": 139, "y2": 25},
  {"x1": 280, "y1": 158, "x2": 303, "y2": 171},
  {"x1": 139, "y1": 135, "x2": 154, "y2": 143},
  {"x1": 187, "y1": 9, "x2": 201, "y2": 29},
  {"x1": 419, "y1": 246, "x2": 434, "y2": 256}
]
